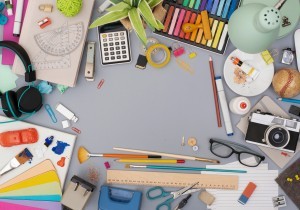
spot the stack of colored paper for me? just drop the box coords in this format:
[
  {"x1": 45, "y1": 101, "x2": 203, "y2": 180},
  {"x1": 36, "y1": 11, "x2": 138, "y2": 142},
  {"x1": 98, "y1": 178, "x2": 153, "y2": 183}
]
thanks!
[{"x1": 0, "y1": 160, "x2": 62, "y2": 210}]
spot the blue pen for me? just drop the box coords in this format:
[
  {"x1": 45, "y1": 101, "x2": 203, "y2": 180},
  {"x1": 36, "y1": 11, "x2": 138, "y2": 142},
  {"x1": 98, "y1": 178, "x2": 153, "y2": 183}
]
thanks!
[
  {"x1": 227, "y1": 0, "x2": 239, "y2": 19},
  {"x1": 211, "y1": 0, "x2": 220, "y2": 14},
  {"x1": 221, "y1": 0, "x2": 232, "y2": 18},
  {"x1": 278, "y1": 98, "x2": 300, "y2": 104},
  {"x1": 205, "y1": 0, "x2": 214, "y2": 12},
  {"x1": 216, "y1": 0, "x2": 226, "y2": 16}
]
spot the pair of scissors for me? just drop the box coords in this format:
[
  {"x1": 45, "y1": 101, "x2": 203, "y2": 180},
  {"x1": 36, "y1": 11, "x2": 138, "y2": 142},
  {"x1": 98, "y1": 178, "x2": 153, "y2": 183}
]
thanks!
[{"x1": 146, "y1": 182, "x2": 201, "y2": 210}]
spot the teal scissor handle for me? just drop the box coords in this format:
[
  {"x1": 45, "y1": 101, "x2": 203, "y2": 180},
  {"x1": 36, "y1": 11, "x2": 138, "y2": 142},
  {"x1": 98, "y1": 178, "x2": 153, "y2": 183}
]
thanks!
[
  {"x1": 146, "y1": 187, "x2": 171, "y2": 200},
  {"x1": 156, "y1": 197, "x2": 173, "y2": 210}
]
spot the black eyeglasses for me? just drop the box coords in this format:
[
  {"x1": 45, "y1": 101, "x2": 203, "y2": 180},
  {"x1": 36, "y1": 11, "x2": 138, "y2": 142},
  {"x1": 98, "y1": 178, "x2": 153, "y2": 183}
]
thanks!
[{"x1": 209, "y1": 138, "x2": 265, "y2": 167}]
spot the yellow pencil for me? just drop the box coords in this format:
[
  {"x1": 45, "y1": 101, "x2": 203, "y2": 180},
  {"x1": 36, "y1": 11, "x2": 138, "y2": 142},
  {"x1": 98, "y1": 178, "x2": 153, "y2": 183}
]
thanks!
[{"x1": 115, "y1": 159, "x2": 185, "y2": 164}]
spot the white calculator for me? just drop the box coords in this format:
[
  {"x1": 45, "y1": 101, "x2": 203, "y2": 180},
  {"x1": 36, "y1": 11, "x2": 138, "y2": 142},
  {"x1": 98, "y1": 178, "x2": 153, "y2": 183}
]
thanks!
[{"x1": 97, "y1": 22, "x2": 132, "y2": 65}]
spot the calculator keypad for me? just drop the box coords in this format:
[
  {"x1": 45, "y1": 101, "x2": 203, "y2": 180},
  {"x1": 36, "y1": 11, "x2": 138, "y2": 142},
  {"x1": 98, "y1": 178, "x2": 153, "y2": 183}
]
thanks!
[{"x1": 99, "y1": 30, "x2": 131, "y2": 65}]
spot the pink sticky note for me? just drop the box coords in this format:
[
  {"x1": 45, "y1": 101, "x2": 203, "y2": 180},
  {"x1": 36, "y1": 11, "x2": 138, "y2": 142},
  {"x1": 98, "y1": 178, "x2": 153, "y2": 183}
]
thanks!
[
  {"x1": 2, "y1": 0, "x2": 29, "y2": 65},
  {"x1": 0, "y1": 202, "x2": 44, "y2": 210}
]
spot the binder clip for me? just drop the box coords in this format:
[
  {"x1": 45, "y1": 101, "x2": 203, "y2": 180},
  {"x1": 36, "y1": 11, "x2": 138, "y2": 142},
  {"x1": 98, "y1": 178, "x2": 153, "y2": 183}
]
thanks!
[
  {"x1": 172, "y1": 43, "x2": 185, "y2": 57},
  {"x1": 61, "y1": 175, "x2": 96, "y2": 210},
  {"x1": 272, "y1": 195, "x2": 287, "y2": 208}
]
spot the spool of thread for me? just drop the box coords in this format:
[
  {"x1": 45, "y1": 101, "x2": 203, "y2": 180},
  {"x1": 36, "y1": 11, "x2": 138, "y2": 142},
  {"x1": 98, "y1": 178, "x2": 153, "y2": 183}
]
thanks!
[
  {"x1": 229, "y1": 97, "x2": 251, "y2": 115},
  {"x1": 56, "y1": 0, "x2": 82, "y2": 17}
]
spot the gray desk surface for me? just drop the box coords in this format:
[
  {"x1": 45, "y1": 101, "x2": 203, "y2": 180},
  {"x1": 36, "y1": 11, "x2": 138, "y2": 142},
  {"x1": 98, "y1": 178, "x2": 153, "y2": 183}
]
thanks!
[{"x1": 3, "y1": 1, "x2": 300, "y2": 209}]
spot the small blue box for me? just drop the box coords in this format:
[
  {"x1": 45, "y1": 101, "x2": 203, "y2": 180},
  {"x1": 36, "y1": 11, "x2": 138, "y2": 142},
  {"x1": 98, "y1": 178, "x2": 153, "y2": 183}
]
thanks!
[{"x1": 98, "y1": 186, "x2": 142, "y2": 210}]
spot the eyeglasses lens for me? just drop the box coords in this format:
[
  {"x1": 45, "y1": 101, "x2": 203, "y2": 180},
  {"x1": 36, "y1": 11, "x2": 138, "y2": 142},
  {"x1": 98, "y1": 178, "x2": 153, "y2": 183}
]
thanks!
[
  {"x1": 211, "y1": 142, "x2": 233, "y2": 158},
  {"x1": 239, "y1": 152, "x2": 262, "y2": 167}
]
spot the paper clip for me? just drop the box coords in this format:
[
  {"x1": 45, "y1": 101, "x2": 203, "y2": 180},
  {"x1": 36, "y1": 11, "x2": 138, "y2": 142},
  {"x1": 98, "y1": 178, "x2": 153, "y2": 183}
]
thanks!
[
  {"x1": 97, "y1": 79, "x2": 105, "y2": 89},
  {"x1": 72, "y1": 127, "x2": 81, "y2": 134},
  {"x1": 45, "y1": 104, "x2": 57, "y2": 123}
]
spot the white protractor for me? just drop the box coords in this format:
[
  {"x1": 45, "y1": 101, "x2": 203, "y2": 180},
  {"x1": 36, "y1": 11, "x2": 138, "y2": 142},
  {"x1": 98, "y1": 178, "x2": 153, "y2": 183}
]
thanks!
[
  {"x1": 295, "y1": 29, "x2": 300, "y2": 71},
  {"x1": 34, "y1": 22, "x2": 84, "y2": 56}
]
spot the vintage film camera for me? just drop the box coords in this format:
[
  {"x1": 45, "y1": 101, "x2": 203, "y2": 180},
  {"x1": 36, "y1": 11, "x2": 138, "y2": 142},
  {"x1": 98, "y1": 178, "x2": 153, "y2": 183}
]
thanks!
[{"x1": 245, "y1": 110, "x2": 300, "y2": 153}]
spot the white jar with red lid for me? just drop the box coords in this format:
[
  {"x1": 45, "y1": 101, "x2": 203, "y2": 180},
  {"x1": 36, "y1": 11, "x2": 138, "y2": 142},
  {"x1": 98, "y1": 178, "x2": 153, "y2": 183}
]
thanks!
[{"x1": 229, "y1": 97, "x2": 251, "y2": 115}]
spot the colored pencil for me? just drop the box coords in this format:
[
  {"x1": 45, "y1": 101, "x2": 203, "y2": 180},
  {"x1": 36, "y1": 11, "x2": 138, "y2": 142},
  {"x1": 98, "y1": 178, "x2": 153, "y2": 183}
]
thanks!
[
  {"x1": 277, "y1": 98, "x2": 300, "y2": 104},
  {"x1": 115, "y1": 159, "x2": 185, "y2": 164},
  {"x1": 209, "y1": 57, "x2": 222, "y2": 127},
  {"x1": 126, "y1": 164, "x2": 247, "y2": 173}
]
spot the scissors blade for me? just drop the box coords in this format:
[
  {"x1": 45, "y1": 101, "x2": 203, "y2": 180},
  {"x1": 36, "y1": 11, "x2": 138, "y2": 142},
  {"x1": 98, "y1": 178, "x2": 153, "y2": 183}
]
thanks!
[
  {"x1": 182, "y1": 188, "x2": 202, "y2": 196},
  {"x1": 172, "y1": 182, "x2": 199, "y2": 199}
]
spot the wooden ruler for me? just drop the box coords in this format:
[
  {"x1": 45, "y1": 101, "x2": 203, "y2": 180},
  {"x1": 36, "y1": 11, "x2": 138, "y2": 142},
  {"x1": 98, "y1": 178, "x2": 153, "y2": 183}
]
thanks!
[{"x1": 107, "y1": 170, "x2": 239, "y2": 190}]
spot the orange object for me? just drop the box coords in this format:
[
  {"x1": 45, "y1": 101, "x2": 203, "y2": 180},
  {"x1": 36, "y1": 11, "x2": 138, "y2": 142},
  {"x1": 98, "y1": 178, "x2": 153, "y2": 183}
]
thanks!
[
  {"x1": 190, "y1": 14, "x2": 202, "y2": 42},
  {"x1": 200, "y1": 10, "x2": 212, "y2": 40},
  {"x1": 179, "y1": 11, "x2": 191, "y2": 38},
  {"x1": 38, "y1": 17, "x2": 52, "y2": 29},
  {"x1": 0, "y1": 128, "x2": 39, "y2": 147},
  {"x1": 57, "y1": 157, "x2": 66, "y2": 167},
  {"x1": 182, "y1": 23, "x2": 203, "y2": 33},
  {"x1": 184, "y1": 13, "x2": 197, "y2": 40}
]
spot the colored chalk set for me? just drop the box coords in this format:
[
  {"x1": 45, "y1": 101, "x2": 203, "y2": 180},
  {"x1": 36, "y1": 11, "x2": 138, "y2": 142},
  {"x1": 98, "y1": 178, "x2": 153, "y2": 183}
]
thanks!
[{"x1": 155, "y1": 0, "x2": 241, "y2": 54}]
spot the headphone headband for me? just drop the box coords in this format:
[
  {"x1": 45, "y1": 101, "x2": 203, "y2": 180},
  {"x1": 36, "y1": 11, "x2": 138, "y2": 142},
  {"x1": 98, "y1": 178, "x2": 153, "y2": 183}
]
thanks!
[{"x1": 0, "y1": 41, "x2": 36, "y2": 82}]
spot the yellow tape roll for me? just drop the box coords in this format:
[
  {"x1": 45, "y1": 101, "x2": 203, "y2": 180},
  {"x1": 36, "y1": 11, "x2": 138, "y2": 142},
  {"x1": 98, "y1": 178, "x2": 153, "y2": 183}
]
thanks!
[{"x1": 146, "y1": 44, "x2": 171, "y2": 68}]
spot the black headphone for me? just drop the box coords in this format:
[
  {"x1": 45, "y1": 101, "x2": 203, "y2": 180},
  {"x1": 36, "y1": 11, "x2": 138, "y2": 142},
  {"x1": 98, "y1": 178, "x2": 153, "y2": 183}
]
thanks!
[{"x1": 0, "y1": 41, "x2": 43, "y2": 120}]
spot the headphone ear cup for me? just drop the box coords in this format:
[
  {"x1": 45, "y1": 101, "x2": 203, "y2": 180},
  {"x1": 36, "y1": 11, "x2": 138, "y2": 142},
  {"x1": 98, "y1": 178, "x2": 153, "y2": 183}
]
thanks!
[
  {"x1": 1, "y1": 91, "x2": 22, "y2": 118},
  {"x1": 16, "y1": 86, "x2": 43, "y2": 113}
]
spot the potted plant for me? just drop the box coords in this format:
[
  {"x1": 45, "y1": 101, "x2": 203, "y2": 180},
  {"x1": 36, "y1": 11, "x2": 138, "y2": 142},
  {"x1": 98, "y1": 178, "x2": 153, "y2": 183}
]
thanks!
[{"x1": 89, "y1": 0, "x2": 164, "y2": 45}]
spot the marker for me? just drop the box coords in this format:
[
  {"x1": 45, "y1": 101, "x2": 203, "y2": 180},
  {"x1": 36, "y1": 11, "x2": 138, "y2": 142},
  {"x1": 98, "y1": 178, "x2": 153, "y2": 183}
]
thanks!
[
  {"x1": 277, "y1": 97, "x2": 300, "y2": 104},
  {"x1": 4, "y1": 0, "x2": 13, "y2": 16},
  {"x1": 13, "y1": 0, "x2": 24, "y2": 37},
  {"x1": 215, "y1": 76, "x2": 233, "y2": 136}
]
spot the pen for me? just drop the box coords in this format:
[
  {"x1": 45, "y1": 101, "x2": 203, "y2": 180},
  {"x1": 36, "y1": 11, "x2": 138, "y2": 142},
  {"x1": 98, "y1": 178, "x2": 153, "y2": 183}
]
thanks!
[
  {"x1": 13, "y1": 0, "x2": 24, "y2": 37},
  {"x1": 4, "y1": 0, "x2": 13, "y2": 16},
  {"x1": 115, "y1": 159, "x2": 185, "y2": 164},
  {"x1": 215, "y1": 76, "x2": 233, "y2": 136},
  {"x1": 277, "y1": 97, "x2": 300, "y2": 104}
]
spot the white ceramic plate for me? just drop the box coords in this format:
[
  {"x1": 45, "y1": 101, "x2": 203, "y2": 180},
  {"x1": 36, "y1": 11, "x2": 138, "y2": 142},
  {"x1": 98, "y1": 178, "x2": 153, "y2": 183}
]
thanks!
[{"x1": 224, "y1": 49, "x2": 274, "y2": 97}]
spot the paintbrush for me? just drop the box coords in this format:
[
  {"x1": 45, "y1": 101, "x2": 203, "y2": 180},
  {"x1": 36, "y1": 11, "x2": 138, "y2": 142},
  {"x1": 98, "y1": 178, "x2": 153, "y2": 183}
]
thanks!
[
  {"x1": 125, "y1": 164, "x2": 247, "y2": 173},
  {"x1": 78, "y1": 146, "x2": 162, "y2": 164},
  {"x1": 0, "y1": 148, "x2": 33, "y2": 176}
]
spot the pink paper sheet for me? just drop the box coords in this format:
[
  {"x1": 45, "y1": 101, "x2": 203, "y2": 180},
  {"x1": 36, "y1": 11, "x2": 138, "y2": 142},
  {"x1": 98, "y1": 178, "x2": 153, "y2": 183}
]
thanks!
[
  {"x1": 0, "y1": 201, "x2": 44, "y2": 210},
  {"x1": 2, "y1": 0, "x2": 29, "y2": 65}
]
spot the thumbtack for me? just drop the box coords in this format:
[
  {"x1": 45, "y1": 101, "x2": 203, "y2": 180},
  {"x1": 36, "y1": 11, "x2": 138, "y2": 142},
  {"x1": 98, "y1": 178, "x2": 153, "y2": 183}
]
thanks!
[{"x1": 286, "y1": 178, "x2": 293, "y2": 182}]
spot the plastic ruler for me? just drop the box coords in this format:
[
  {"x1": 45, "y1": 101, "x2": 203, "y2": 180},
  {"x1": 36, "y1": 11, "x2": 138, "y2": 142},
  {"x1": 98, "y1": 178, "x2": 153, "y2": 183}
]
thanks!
[
  {"x1": 107, "y1": 170, "x2": 239, "y2": 190},
  {"x1": 295, "y1": 29, "x2": 300, "y2": 71}
]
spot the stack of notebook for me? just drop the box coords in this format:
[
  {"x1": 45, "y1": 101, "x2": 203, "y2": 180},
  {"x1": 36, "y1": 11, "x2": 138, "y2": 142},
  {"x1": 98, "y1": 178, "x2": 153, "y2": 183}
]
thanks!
[{"x1": 0, "y1": 160, "x2": 62, "y2": 210}]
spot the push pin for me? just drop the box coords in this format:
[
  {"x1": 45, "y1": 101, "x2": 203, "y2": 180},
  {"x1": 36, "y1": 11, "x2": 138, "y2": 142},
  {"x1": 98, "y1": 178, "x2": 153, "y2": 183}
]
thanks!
[
  {"x1": 39, "y1": 4, "x2": 53, "y2": 12},
  {"x1": 286, "y1": 177, "x2": 293, "y2": 182},
  {"x1": 282, "y1": 16, "x2": 291, "y2": 27},
  {"x1": 295, "y1": 175, "x2": 299, "y2": 181}
]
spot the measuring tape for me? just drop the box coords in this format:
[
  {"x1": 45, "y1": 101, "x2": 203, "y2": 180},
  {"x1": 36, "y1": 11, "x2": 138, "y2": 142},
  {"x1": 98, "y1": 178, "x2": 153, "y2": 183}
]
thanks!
[{"x1": 107, "y1": 170, "x2": 238, "y2": 190}]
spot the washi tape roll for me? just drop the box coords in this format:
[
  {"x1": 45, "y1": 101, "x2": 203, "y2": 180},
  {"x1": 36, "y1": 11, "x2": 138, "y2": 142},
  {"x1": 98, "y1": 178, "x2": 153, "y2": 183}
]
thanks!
[
  {"x1": 146, "y1": 44, "x2": 171, "y2": 68},
  {"x1": 141, "y1": 38, "x2": 159, "y2": 55}
]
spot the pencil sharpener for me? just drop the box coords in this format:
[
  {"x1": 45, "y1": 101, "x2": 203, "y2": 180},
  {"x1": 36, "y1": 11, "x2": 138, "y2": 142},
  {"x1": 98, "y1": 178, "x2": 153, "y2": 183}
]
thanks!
[{"x1": 281, "y1": 48, "x2": 294, "y2": 65}]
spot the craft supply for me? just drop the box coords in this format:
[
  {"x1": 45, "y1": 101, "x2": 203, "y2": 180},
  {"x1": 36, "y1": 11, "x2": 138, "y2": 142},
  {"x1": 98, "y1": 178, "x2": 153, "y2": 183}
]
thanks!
[
  {"x1": 174, "y1": 194, "x2": 192, "y2": 210},
  {"x1": 98, "y1": 22, "x2": 131, "y2": 65},
  {"x1": 188, "y1": 51, "x2": 197, "y2": 59},
  {"x1": 146, "y1": 44, "x2": 171, "y2": 68},
  {"x1": 98, "y1": 0, "x2": 111, "y2": 13},
  {"x1": 215, "y1": 77, "x2": 233, "y2": 136},
  {"x1": 156, "y1": 0, "x2": 240, "y2": 54},
  {"x1": 289, "y1": 105, "x2": 300, "y2": 117},
  {"x1": 282, "y1": 16, "x2": 291, "y2": 27},
  {"x1": 34, "y1": 136, "x2": 54, "y2": 159},
  {"x1": 97, "y1": 79, "x2": 105, "y2": 89},
  {"x1": 0, "y1": 201, "x2": 46, "y2": 210},
  {"x1": 104, "y1": 162, "x2": 110, "y2": 169},
  {"x1": 182, "y1": 23, "x2": 202, "y2": 33},
  {"x1": 295, "y1": 29, "x2": 300, "y2": 71},
  {"x1": 231, "y1": 56, "x2": 260, "y2": 81},
  {"x1": 275, "y1": 157, "x2": 300, "y2": 208},
  {"x1": 261, "y1": 50, "x2": 274, "y2": 65},
  {"x1": 0, "y1": 200, "x2": 61, "y2": 210},
  {"x1": 4, "y1": 0, "x2": 13, "y2": 16},
  {"x1": 77, "y1": 146, "x2": 162, "y2": 164},
  {"x1": 62, "y1": 120, "x2": 70, "y2": 129},
  {"x1": 13, "y1": 0, "x2": 24, "y2": 36},
  {"x1": 71, "y1": 127, "x2": 81, "y2": 134},
  {"x1": 175, "y1": 58, "x2": 195, "y2": 74},
  {"x1": 126, "y1": 164, "x2": 247, "y2": 173},
  {"x1": 229, "y1": 97, "x2": 251, "y2": 115},
  {"x1": 181, "y1": 136, "x2": 185, "y2": 146},
  {"x1": 61, "y1": 175, "x2": 95, "y2": 210},
  {"x1": 44, "y1": 104, "x2": 57, "y2": 123},
  {"x1": 272, "y1": 195, "x2": 287, "y2": 208},
  {"x1": 192, "y1": 145, "x2": 199, "y2": 151},
  {"x1": 0, "y1": 115, "x2": 76, "y2": 186},
  {"x1": 0, "y1": 6, "x2": 8, "y2": 25},
  {"x1": 37, "y1": 81, "x2": 53, "y2": 94},
  {"x1": 88, "y1": 167, "x2": 100, "y2": 183},
  {"x1": 107, "y1": 170, "x2": 239, "y2": 189},
  {"x1": 238, "y1": 182, "x2": 256, "y2": 205},
  {"x1": 56, "y1": 103, "x2": 79, "y2": 123},
  {"x1": 116, "y1": 159, "x2": 185, "y2": 164},
  {"x1": 209, "y1": 57, "x2": 222, "y2": 127},
  {"x1": 56, "y1": 0, "x2": 82, "y2": 17},
  {"x1": 98, "y1": 186, "x2": 142, "y2": 210},
  {"x1": 0, "y1": 128, "x2": 38, "y2": 147},
  {"x1": 39, "y1": 4, "x2": 53, "y2": 12},
  {"x1": 198, "y1": 191, "x2": 215, "y2": 205},
  {"x1": 172, "y1": 43, "x2": 185, "y2": 57},
  {"x1": 186, "y1": 139, "x2": 196, "y2": 148},
  {"x1": 0, "y1": 148, "x2": 32, "y2": 176},
  {"x1": 57, "y1": 85, "x2": 69, "y2": 94},
  {"x1": 281, "y1": 48, "x2": 294, "y2": 64},
  {"x1": 278, "y1": 97, "x2": 300, "y2": 104},
  {"x1": 38, "y1": 17, "x2": 51, "y2": 29},
  {"x1": 85, "y1": 42, "x2": 95, "y2": 81},
  {"x1": 135, "y1": 54, "x2": 148, "y2": 69},
  {"x1": 146, "y1": 182, "x2": 199, "y2": 210},
  {"x1": 57, "y1": 157, "x2": 66, "y2": 167},
  {"x1": 114, "y1": 147, "x2": 220, "y2": 164}
]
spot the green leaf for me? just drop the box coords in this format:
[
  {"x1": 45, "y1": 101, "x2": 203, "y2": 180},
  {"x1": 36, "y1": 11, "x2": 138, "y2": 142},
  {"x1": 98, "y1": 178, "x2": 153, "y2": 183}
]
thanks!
[
  {"x1": 128, "y1": 8, "x2": 147, "y2": 45},
  {"x1": 143, "y1": 18, "x2": 155, "y2": 31},
  {"x1": 156, "y1": 20, "x2": 164, "y2": 30},
  {"x1": 110, "y1": 0, "x2": 123, "y2": 4},
  {"x1": 138, "y1": 0, "x2": 158, "y2": 29},
  {"x1": 106, "y1": 2, "x2": 131, "y2": 12},
  {"x1": 123, "y1": 0, "x2": 131, "y2": 5},
  {"x1": 148, "y1": 0, "x2": 162, "y2": 8},
  {"x1": 89, "y1": 10, "x2": 129, "y2": 28}
]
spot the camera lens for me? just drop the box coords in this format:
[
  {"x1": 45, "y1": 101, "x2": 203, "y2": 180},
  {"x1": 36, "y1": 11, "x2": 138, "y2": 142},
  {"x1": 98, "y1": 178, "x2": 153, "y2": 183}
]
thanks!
[{"x1": 265, "y1": 125, "x2": 290, "y2": 148}]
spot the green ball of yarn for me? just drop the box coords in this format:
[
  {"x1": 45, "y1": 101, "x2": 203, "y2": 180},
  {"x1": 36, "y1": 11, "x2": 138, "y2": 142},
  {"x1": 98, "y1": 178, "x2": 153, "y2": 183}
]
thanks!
[{"x1": 57, "y1": 0, "x2": 82, "y2": 17}]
